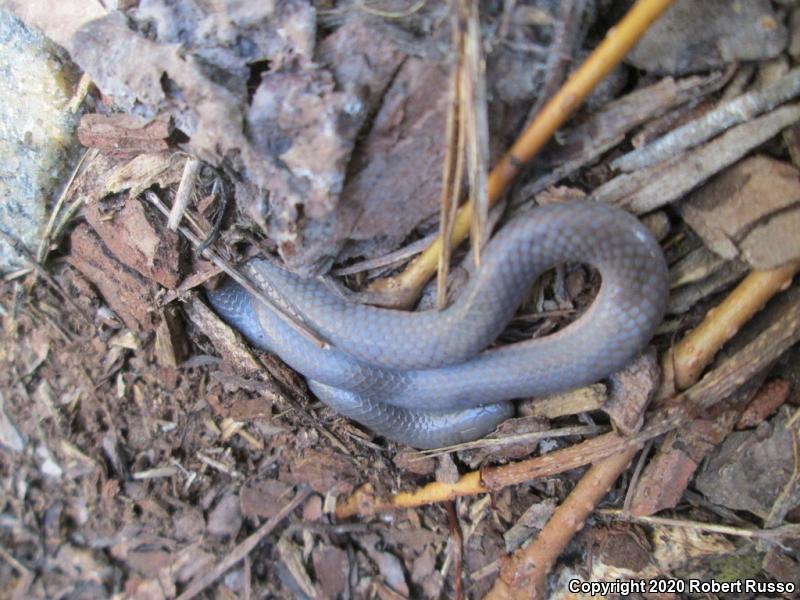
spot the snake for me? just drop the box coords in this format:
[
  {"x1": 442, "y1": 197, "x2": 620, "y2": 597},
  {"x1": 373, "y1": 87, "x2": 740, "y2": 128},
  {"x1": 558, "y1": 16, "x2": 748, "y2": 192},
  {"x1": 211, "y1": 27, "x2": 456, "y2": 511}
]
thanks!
[{"x1": 207, "y1": 201, "x2": 669, "y2": 449}]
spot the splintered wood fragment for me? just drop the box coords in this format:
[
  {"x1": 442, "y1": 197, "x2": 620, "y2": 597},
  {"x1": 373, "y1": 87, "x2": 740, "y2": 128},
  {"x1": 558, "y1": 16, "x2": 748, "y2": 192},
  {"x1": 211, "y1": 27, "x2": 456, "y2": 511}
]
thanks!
[
  {"x1": 521, "y1": 383, "x2": 606, "y2": 419},
  {"x1": 669, "y1": 246, "x2": 728, "y2": 289},
  {"x1": 662, "y1": 260, "x2": 800, "y2": 392},
  {"x1": 667, "y1": 259, "x2": 749, "y2": 316},
  {"x1": 169, "y1": 157, "x2": 201, "y2": 231},
  {"x1": 183, "y1": 294, "x2": 263, "y2": 376},
  {"x1": 154, "y1": 305, "x2": 189, "y2": 368},
  {"x1": 176, "y1": 486, "x2": 310, "y2": 600},
  {"x1": 613, "y1": 67, "x2": 800, "y2": 172},
  {"x1": 106, "y1": 152, "x2": 186, "y2": 199},
  {"x1": 367, "y1": 0, "x2": 678, "y2": 309}
]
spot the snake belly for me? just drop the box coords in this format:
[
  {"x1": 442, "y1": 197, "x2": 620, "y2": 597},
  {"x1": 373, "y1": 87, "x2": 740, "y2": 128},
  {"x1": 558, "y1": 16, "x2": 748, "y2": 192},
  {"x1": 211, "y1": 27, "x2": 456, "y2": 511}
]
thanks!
[{"x1": 207, "y1": 201, "x2": 669, "y2": 449}]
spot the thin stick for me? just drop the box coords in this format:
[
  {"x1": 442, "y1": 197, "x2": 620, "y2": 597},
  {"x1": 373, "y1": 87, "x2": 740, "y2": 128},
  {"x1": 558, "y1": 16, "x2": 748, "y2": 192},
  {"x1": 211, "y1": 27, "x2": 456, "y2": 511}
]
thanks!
[
  {"x1": 613, "y1": 67, "x2": 800, "y2": 171},
  {"x1": 446, "y1": 501, "x2": 465, "y2": 600},
  {"x1": 599, "y1": 509, "x2": 800, "y2": 542},
  {"x1": 462, "y1": 0, "x2": 490, "y2": 267},
  {"x1": 437, "y1": 9, "x2": 466, "y2": 309},
  {"x1": 176, "y1": 486, "x2": 310, "y2": 600}
]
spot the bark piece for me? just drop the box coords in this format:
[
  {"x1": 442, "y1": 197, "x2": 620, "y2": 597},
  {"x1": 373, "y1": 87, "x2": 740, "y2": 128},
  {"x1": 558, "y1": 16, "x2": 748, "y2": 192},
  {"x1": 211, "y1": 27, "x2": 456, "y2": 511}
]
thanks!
[
  {"x1": 695, "y1": 407, "x2": 799, "y2": 519},
  {"x1": 207, "y1": 493, "x2": 242, "y2": 540},
  {"x1": 279, "y1": 448, "x2": 357, "y2": 495},
  {"x1": 605, "y1": 348, "x2": 660, "y2": 436},
  {"x1": 680, "y1": 156, "x2": 800, "y2": 269},
  {"x1": 68, "y1": 224, "x2": 157, "y2": 331},
  {"x1": 77, "y1": 113, "x2": 172, "y2": 156},
  {"x1": 84, "y1": 197, "x2": 184, "y2": 289},
  {"x1": 240, "y1": 479, "x2": 294, "y2": 520},
  {"x1": 629, "y1": 378, "x2": 761, "y2": 517},
  {"x1": 736, "y1": 379, "x2": 792, "y2": 429},
  {"x1": 393, "y1": 448, "x2": 436, "y2": 476},
  {"x1": 311, "y1": 545, "x2": 348, "y2": 600}
]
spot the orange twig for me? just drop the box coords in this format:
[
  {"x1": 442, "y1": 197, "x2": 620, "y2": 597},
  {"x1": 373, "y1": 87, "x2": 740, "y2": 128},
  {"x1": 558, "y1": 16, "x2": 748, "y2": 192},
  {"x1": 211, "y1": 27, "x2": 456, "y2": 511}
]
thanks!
[
  {"x1": 486, "y1": 447, "x2": 640, "y2": 599},
  {"x1": 368, "y1": 0, "x2": 678, "y2": 308},
  {"x1": 663, "y1": 260, "x2": 800, "y2": 392}
]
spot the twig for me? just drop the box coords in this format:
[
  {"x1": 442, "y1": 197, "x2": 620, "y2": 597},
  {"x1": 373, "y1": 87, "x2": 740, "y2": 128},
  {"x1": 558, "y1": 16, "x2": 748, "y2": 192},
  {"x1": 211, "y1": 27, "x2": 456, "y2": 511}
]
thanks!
[
  {"x1": 331, "y1": 232, "x2": 437, "y2": 276},
  {"x1": 418, "y1": 423, "x2": 605, "y2": 458},
  {"x1": 599, "y1": 509, "x2": 800, "y2": 542},
  {"x1": 662, "y1": 260, "x2": 800, "y2": 392},
  {"x1": 176, "y1": 486, "x2": 310, "y2": 600},
  {"x1": 594, "y1": 103, "x2": 800, "y2": 214},
  {"x1": 168, "y1": 157, "x2": 201, "y2": 230},
  {"x1": 335, "y1": 297, "x2": 800, "y2": 518},
  {"x1": 446, "y1": 501, "x2": 464, "y2": 600},
  {"x1": 461, "y1": 0, "x2": 490, "y2": 269},
  {"x1": 613, "y1": 67, "x2": 800, "y2": 172},
  {"x1": 367, "y1": 0, "x2": 677, "y2": 308},
  {"x1": 486, "y1": 447, "x2": 640, "y2": 599},
  {"x1": 437, "y1": 9, "x2": 467, "y2": 309}
]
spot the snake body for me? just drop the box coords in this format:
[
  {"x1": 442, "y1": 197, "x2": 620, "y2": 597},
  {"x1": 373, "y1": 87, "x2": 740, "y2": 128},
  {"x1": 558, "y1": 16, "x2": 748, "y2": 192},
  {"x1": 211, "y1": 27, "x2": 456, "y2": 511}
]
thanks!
[{"x1": 207, "y1": 201, "x2": 669, "y2": 448}]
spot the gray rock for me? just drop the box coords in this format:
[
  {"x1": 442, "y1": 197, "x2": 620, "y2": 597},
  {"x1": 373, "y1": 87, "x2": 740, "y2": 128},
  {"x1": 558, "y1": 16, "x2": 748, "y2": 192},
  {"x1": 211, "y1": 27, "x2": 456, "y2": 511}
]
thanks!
[
  {"x1": 0, "y1": 9, "x2": 79, "y2": 271},
  {"x1": 627, "y1": 0, "x2": 787, "y2": 75}
]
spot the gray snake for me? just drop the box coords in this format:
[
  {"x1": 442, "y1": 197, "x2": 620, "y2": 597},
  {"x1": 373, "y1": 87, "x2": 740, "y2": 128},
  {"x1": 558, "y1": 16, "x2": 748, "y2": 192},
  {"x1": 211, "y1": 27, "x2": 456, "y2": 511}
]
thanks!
[{"x1": 207, "y1": 201, "x2": 669, "y2": 448}]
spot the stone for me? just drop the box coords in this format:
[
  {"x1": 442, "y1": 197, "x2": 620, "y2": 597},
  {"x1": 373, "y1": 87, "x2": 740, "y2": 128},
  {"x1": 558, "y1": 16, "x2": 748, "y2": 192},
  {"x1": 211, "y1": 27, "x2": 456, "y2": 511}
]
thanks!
[{"x1": 0, "y1": 9, "x2": 79, "y2": 271}]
